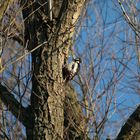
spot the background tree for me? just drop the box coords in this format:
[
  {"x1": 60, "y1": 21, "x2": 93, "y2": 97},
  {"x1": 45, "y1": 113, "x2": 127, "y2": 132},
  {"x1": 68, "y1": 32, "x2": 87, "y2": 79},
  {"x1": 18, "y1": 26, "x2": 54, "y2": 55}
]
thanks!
[{"x1": 0, "y1": 0, "x2": 140, "y2": 140}]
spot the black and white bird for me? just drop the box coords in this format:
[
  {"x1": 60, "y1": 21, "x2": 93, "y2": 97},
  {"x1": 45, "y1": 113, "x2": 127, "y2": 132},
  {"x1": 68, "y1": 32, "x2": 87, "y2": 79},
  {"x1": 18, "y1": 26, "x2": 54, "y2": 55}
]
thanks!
[{"x1": 62, "y1": 58, "x2": 81, "y2": 82}]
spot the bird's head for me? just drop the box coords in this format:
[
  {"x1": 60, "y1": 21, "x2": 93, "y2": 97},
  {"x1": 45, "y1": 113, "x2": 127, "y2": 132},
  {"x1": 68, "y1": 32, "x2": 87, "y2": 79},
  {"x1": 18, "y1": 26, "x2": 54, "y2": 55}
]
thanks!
[{"x1": 74, "y1": 58, "x2": 82, "y2": 64}]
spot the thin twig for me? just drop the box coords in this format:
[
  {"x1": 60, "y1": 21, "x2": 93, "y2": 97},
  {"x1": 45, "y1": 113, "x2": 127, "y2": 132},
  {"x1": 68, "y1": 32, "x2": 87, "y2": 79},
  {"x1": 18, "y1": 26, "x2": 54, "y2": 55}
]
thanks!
[{"x1": 118, "y1": 0, "x2": 140, "y2": 38}]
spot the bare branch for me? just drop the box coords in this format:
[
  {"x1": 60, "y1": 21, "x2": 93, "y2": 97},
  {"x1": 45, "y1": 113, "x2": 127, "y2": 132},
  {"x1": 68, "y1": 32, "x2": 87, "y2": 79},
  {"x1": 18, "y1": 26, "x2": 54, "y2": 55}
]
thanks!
[
  {"x1": 118, "y1": 0, "x2": 140, "y2": 38},
  {"x1": 0, "y1": 84, "x2": 30, "y2": 127}
]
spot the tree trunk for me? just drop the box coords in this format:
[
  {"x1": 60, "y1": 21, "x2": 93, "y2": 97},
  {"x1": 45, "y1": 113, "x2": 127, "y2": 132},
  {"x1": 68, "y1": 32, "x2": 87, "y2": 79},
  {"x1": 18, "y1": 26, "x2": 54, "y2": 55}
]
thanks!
[
  {"x1": 64, "y1": 84, "x2": 88, "y2": 140},
  {"x1": 116, "y1": 105, "x2": 140, "y2": 140},
  {"x1": 20, "y1": 0, "x2": 86, "y2": 139}
]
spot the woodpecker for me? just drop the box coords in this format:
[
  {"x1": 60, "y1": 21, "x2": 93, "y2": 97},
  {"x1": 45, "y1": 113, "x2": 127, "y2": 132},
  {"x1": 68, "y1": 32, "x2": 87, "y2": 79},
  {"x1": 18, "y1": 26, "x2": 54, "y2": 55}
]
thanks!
[{"x1": 62, "y1": 58, "x2": 81, "y2": 82}]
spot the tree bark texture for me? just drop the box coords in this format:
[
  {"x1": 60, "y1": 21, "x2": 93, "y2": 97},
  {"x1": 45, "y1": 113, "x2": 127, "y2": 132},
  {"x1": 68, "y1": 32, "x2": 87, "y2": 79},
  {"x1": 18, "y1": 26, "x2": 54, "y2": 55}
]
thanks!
[
  {"x1": 64, "y1": 84, "x2": 88, "y2": 140},
  {"x1": 20, "y1": 0, "x2": 86, "y2": 139}
]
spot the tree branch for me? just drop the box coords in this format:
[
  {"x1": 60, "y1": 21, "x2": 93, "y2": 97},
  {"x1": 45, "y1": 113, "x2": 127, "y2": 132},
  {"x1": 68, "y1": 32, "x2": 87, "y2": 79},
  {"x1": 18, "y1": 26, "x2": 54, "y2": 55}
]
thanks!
[
  {"x1": 0, "y1": 84, "x2": 30, "y2": 127},
  {"x1": 0, "y1": 0, "x2": 12, "y2": 21},
  {"x1": 118, "y1": 0, "x2": 140, "y2": 38},
  {"x1": 8, "y1": 33, "x2": 23, "y2": 46}
]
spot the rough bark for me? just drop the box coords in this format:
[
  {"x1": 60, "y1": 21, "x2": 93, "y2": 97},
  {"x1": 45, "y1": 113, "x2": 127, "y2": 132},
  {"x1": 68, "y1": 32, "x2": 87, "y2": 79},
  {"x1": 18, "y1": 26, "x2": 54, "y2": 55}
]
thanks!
[
  {"x1": 20, "y1": 0, "x2": 86, "y2": 139},
  {"x1": 116, "y1": 105, "x2": 140, "y2": 140},
  {"x1": 64, "y1": 84, "x2": 88, "y2": 140}
]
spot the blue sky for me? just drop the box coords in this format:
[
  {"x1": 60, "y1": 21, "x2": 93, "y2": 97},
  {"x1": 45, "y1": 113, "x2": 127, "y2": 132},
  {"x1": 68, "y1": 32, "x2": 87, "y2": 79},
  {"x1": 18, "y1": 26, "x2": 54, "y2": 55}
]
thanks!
[{"x1": 73, "y1": 0, "x2": 140, "y2": 139}]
